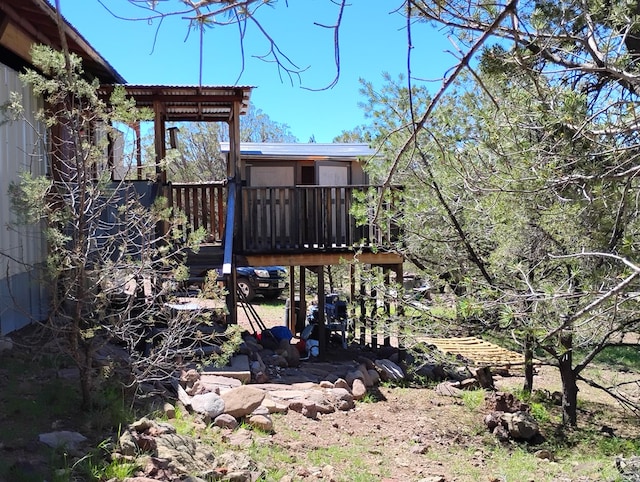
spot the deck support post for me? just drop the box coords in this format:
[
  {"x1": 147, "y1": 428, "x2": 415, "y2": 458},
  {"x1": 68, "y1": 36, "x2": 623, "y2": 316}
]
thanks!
[
  {"x1": 391, "y1": 263, "x2": 404, "y2": 360},
  {"x1": 359, "y1": 266, "x2": 366, "y2": 346},
  {"x1": 349, "y1": 263, "x2": 356, "y2": 341},
  {"x1": 226, "y1": 266, "x2": 238, "y2": 325},
  {"x1": 287, "y1": 266, "x2": 296, "y2": 333},
  {"x1": 370, "y1": 268, "x2": 378, "y2": 350},
  {"x1": 317, "y1": 266, "x2": 326, "y2": 360},
  {"x1": 383, "y1": 267, "x2": 391, "y2": 347},
  {"x1": 299, "y1": 266, "x2": 307, "y2": 332}
]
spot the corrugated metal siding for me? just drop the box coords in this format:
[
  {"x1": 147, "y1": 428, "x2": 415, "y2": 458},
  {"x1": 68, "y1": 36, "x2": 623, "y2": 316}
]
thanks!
[{"x1": 0, "y1": 62, "x2": 48, "y2": 334}]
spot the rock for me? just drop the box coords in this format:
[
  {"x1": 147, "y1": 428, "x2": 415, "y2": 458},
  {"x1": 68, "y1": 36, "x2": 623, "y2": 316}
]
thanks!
[
  {"x1": 248, "y1": 413, "x2": 273, "y2": 432},
  {"x1": 214, "y1": 413, "x2": 238, "y2": 429},
  {"x1": 163, "y1": 402, "x2": 176, "y2": 419},
  {"x1": 457, "y1": 378, "x2": 479, "y2": 390},
  {"x1": 186, "y1": 380, "x2": 206, "y2": 396},
  {"x1": 345, "y1": 369, "x2": 364, "y2": 387},
  {"x1": 474, "y1": 366, "x2": 495, "y2": 389},
  {"x1": 493, "y1": 424, "x2": 510, "y2": 442},
  {"x1": 221, "y1": 386, "x2": 266, "y2": 418},
  {"x1": 616, "y1": 455, "x2": 640, "y2": 478},
  {"x1": 484, "y1": 411, "x2": 503, "y2": 431},
  {"x1": 435, "y1": 382, "x2": 463, "y2": 398},
  {"x1": 319, "y1": 380, "x2": 334, "y2": 388},
  {"x1": 502, "y1": 411, "x2": 539, "y2": 440},
  {"x1": 191, "y1": 392, "x2": 225, "y2": 419},
  {"x1": 155, "y1": 432, "x2": 217, "y2": 476},
  {"x1": 181, "y1": 368, "x2": 200, "y2": 384},
  {"x1": 261, "y1": 395, "x2": 289, "y2": 414},
  {"x1": 304, "y1": 390, "x2": 336, "y2": 414},
  {"x1": 301, "y1": 402, "x2": 318, "y2": 420},
  {"x1": 351, "y1": 379, "x2": 367, "y2": 400},
  {"x1": 359, "y1": 363, "x2": 374, "y2": 387},
  {"x1": 177, "y1": 384, "x2": 193, "y2": 407},
  {"x1": 534, "y1": 449, "x2": 554, "y2": 461},
  {"x1": 334, "y1": 378, "x2": 350, "y2": 390},
  {"x1": 38, "y1": 431, "x2": 87, "y2": 450},
  {"x1": 367, "y1": 369, "x2": 381, "y2": 386},
  {"x1": 330, "y1": 388, "x2": 354, "y2": 411},
  {"x1": 374, "y1": 359, "x2": 405, "y2": 382},
  {"x1": 486, "y1": 391, "x2": 527, "y2": 413}
]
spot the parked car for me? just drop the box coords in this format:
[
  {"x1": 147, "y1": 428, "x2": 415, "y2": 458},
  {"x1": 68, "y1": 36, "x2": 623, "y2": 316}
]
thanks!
[{"x1": 236, "y1": 266, "x2": 288, "y2": 302}]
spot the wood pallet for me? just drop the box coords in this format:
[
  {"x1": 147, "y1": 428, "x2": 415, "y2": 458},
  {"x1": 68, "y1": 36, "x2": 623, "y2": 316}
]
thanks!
[{"x1": 420, "y1": 336, "x2": 536, "y2": 367}]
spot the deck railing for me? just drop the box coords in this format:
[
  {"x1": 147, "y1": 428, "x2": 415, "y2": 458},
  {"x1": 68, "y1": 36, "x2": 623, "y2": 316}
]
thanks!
[
  {"x1": 167, "y1": 182, "x2": 401, "y2": 253},
  {"x1": 239, "y1": 185, "x2": 401, "y2": 252},
  {"x1": 167, "y1": 181, "x2": 226, "y2": 243}
]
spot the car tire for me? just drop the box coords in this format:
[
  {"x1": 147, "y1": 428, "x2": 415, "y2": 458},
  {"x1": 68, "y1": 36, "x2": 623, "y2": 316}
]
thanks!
[{"x1": 237, "y1": 278, "x2": 256, "y2": 302}]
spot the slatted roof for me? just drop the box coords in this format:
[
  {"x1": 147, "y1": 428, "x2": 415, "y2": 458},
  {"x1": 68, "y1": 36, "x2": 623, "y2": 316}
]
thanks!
[{"x1": 98, "y1": 85, "x2": 253, "y2": 122}]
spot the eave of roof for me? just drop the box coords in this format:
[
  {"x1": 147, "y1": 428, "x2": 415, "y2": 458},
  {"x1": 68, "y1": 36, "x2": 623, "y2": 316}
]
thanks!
[
  {"x1": 219, "y1": 142, "x2": 376, "y2": 160},
  {"x1": 0, "y1": 0, "x2": 125, "y2": 83}
]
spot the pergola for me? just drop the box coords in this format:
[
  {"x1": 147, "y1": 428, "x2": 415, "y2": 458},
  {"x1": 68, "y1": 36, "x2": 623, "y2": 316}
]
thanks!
[{"x1": 97, "y1": 84, "x2": 253, "y2": 184}]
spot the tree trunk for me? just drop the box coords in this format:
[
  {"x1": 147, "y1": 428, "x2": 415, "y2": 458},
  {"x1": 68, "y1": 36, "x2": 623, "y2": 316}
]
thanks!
[
  {"x1": 523, "y1": 331, "x2": 534, "y2": 394},
  {"x1": 558, "y1": 331, "x2": 578, "y2": 426}
]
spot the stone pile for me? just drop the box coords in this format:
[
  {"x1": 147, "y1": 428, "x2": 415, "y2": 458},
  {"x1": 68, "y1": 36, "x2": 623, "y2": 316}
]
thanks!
[
  {"x1": 173, "y1": 352, "x2": 404, "y2": 432},
  {"x1": 483, "y1": 391, "x2": 540, "y2": 441}
]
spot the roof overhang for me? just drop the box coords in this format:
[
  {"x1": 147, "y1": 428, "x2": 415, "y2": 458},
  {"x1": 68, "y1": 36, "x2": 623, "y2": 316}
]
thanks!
[
  {"x1": 219, "y1": 142, "x2": 376, "y2": 161},
  {"x1": 99, "y1": 85, "x2": 254, "y2": 122},
  {"x1": 0, "y1": 0, "x2": 125, "y2": 83}
]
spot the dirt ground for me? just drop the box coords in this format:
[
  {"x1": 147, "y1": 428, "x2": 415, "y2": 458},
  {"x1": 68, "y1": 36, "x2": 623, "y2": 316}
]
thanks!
[
  {"x1": 231, "y1": 303, "x2": 640, "y2": 482},
  {"x1": 1, "y1": 304, "x2": 639, "y2": 482}
]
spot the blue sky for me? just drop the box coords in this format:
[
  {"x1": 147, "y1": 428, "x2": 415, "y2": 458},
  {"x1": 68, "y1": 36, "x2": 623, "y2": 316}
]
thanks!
[{"x1": 57, "y1": 1, "x2": 455, "y2": 142}]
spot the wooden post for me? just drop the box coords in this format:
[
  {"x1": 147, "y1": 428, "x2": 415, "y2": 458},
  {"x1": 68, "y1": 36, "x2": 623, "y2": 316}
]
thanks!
[
  {"x1": 288, "y1": 266, "x2": 296, "y2": 333},
  {"x1": 349, "y1": 263, "x2": 356, "y2": 341},
  {"x1": 359, "y1": 266, "x2": 366, "y2": 346},
  {"x1": 384, "y1": 267, "x2": 391, "y2": 347},
  {"x1": 153, "y1": 100, "x2": 166, "y2": 184},
  {"x1": 371, "y1": 267, "x2": 378, "y2": 350},
  {"x1": 299, "y1": 266, "x2": 307, "y2": 332},
  {"x1": 392, "y1": 263, "x2": 405, "y2": 360},
  {"x1": 318, "y1": 266, "x2": 326, "y2": 359}
]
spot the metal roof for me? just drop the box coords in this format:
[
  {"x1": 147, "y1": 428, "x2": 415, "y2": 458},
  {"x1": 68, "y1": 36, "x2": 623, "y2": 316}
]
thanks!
[
  {"x1": 219, "y1": 142, "x2": 376, "y2": 159},
  {"x1": 98, "y1": 85, "x2": 253, "y2": 122},
  {"x1": 0, "y1": 0, "x2": 125, "y2": 83}
]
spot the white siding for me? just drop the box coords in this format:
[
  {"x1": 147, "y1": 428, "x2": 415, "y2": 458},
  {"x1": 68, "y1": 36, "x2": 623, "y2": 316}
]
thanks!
[{"x1": 0, "y1": 62, "x2": 48, "y2": 334}]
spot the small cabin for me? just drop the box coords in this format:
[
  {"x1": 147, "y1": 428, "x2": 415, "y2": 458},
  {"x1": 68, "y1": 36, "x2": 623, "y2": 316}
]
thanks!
[{"x1": 219, "y1": 142, "x2": 399, "y2": 255}]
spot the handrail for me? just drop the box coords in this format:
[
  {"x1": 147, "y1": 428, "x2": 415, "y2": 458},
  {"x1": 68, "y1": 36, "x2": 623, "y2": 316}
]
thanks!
[
  {"x1": 222, "y1": 180, "x2": 236, "y2": 275},
  {"x1": 240, "y1": 184, "x2": 402, "y2": 252},
  {"x1": 168, "y1": 181, "x2": 226, "y2": 242}
]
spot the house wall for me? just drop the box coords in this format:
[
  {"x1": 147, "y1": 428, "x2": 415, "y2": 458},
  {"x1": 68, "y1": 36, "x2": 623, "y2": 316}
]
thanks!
[
  {"x1": 0, "y1": 62, "x2": 48, "y2": 335},
  {"x1": 245, "y1": 158, "x2": 368, "y2": 186}
]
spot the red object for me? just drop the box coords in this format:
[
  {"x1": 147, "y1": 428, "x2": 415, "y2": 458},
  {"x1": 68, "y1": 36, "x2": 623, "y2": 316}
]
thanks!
[{"x1": 296, "y1": 339, "x2": 306, "y2": 354}]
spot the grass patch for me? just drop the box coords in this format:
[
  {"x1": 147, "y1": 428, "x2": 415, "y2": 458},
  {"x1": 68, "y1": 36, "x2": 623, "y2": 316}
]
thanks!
[
  {"x1": 593, "y1": 345, "x2": 640, "y2": 371},
  {"x1": 462, "y1": 389, "x2": 486, "y2": 411}
]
